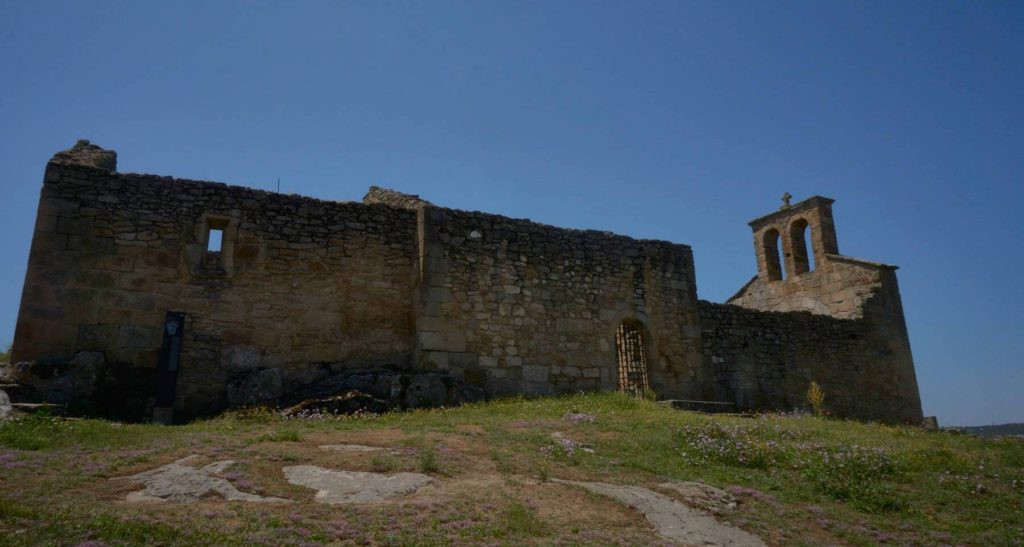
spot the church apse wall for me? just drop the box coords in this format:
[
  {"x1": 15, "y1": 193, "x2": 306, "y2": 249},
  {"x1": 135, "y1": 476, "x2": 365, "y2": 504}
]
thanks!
[{"x1": 711, "y1": 195, "x2": 923, "y2": 423}]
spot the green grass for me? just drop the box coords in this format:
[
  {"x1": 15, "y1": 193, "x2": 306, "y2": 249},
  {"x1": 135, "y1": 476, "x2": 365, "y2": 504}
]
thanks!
[
  {"x1": 417, "y1": 444, "x2": 440, "y2": 474},
  {"x1": 0, "y1": 416, "x2": 163, "y2": 451},
  {"x1": 254, "y1": 430, "x2": 304, "y2": 443},
  {"x1": 0, "y1": 392, "x2": 1021, "y2": 545},
  {"x1": 499, "y1": 500, "x2": 546, "y2": 537}
]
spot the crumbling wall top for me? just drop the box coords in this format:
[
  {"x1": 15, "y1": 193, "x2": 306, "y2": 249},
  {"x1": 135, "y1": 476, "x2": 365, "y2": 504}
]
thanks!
[
  {"x1": 49, "y1": 139, "x2": 117, "y2": 172},
  {"x1": 362, "y1": 186, "x2": 433, "y2": 210}
]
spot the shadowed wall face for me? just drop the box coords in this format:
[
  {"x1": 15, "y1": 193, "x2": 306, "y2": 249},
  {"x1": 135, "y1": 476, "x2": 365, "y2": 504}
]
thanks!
[
  {"x1": 14, "y1": 156, "x2": 418, "y2": 417},
  {"x1": 700, "y1": 300, "x2": 922, "y2": 423}
]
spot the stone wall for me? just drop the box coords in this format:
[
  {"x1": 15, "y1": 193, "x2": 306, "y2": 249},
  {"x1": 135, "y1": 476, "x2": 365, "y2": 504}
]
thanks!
[
  {"x1": 727, "y1": 255, "x2": 897, "y2": 318},
  {"x1": 721, "y1": 195, "x2": 923, "y2": 423},
  {"x1": 414, "y1": 206, "x2": 705, "y2": 399},
  {"x1": 10, "y1": 142, "x2": 924, "y2": 424},
  {"x1": 699, "y1": 299, "x2": 921, "y2": 423},
  {"x1": 362, "y1": 186, "x2": 433, "y2": 210},
  {"x1": 13, "y1": 155, "x2": 417, "y2": 418}
]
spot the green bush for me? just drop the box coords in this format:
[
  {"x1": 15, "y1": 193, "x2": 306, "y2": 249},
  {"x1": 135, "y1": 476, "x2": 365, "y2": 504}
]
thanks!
[
  {"x1": 806, "y1": 380, "x2": 826, "y2": 416},
  {"x1": 0, "y1": 343, "x2": 11, "y2": 362},
  {"x1": 418, "y1": 445, "x2": 439, "y2": 473}
]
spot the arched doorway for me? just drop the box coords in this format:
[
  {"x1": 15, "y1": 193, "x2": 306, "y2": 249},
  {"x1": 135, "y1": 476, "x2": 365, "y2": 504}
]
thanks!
[{"x1": 615, "y1": 320, "x2": 650, "y2": 395}]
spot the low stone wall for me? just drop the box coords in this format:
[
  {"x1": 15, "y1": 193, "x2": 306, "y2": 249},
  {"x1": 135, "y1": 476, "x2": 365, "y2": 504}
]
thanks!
[{"x1": 699, "y1": 300, "x2": 917, "y2": 423}]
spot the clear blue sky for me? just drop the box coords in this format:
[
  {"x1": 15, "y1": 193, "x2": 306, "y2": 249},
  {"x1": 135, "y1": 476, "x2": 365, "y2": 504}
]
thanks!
[{"x1": 1, "y1": 1, "x2": 1021, "y2": 426}]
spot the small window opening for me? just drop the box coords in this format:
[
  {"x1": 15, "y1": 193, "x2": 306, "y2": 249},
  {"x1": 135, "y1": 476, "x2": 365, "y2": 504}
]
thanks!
[
  {"x1": 615, "y1": 320, "x2": 650, "y2": 395},
  {"x1": 762, "y1": 228, "x2": 785, "y2": 281},
  {"x1": 199, "y1": 217, "x2": 232, "y2": 274},
  {"x1": 207, "y1": 228, "x2": 223, "y2": 253},
  {"x1": 789, "y1": 218, "x2": 812, "y2": 275}
]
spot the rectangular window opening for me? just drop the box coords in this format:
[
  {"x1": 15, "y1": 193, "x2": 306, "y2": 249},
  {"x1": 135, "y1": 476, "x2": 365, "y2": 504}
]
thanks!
[{"x1": 207, "y1": 227, "x2": 223, "y2": 253}]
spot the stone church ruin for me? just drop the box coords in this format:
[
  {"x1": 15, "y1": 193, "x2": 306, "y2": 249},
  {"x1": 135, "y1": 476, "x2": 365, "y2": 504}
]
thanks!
[{"x1": 7, "y1": 140, "x2": 923, "y2": 423}]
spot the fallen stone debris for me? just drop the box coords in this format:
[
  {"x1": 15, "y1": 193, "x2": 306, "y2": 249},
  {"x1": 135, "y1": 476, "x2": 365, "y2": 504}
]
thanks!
[
  {"x1": 563, "y1": 411, "x2": 597, "y2": 424},
  {"x1": 281, "y1": 390, "x2": 391, "y2": 418},
  {"x1": 541, "y1": 431, "x2": 595, "y2": 456}
]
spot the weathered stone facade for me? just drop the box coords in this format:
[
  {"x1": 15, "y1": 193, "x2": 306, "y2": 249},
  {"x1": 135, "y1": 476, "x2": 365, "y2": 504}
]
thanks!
[
  {"x1": 719, "y1": 196, "x2": 923, "y2": 423},
  {"x1": 411, "y1": 207, "x2": 702, "y2": 399},
  {"x1": 10, "y1": 141, "x2": 923, "y2": 423}
]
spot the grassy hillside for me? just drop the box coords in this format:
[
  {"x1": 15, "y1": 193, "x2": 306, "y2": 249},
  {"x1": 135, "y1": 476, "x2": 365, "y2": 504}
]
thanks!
[{"x1": 0, "y1": 393, "x2": 1021, "y2": 545}]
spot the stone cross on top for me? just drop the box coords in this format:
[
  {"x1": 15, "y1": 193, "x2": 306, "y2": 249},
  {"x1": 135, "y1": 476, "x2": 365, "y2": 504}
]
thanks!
[{"x1": 780, "y1": 192, "x2": 792, "y2": 209}]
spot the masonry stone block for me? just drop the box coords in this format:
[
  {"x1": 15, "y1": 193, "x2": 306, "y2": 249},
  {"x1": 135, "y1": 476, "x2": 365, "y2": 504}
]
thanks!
[
  {"x1": 421, "y1": 351, "x2": 449, "y2": 370},
  {"x1": 227, "y1": 368, "x2": 283, "y2": 405},
  {"x1": 522, "y1": 365, "x2": 550, "y2": 383},
  {"x1": 221, "y1": 345, "x2": 262, "y2": 371},
  {"x1": 117, "y1": 325, "x2": 153, "y2": 349},
  {"x1": 445, "y1": 331, "x2": 467, "y2": 353},
  {"x1": 418, "y1": 332, "x2": 444, "y2": 351}
]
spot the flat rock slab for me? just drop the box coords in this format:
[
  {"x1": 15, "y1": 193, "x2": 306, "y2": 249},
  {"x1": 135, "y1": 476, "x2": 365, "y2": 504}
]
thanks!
[
  {"x1": 319, "y1": 444, "x2": 385, "y2": 452},
  {"x1": 283, "y1": 465, "x2": 431, "y2": 504},
  {"x1": 659, "y1": 481, "x2": 738, "y2": 514},
  {"x1": 0, "y1": 389, "x2": 11, "y2": 420},
  {"x1": 117, "y1": 455, "x2": 288, "y2": 504},
  {"x1": 554, "y1": 479, "x2": 764, "y2": 546}
]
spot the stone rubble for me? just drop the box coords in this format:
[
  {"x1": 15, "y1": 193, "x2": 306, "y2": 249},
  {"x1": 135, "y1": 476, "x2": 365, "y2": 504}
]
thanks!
[
  {"x1": 543, "y1": 432, "x2": 595, "y2": 456},
  {"x1": 563, "y1": 411, "x2": 597, "y2": 424}
]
